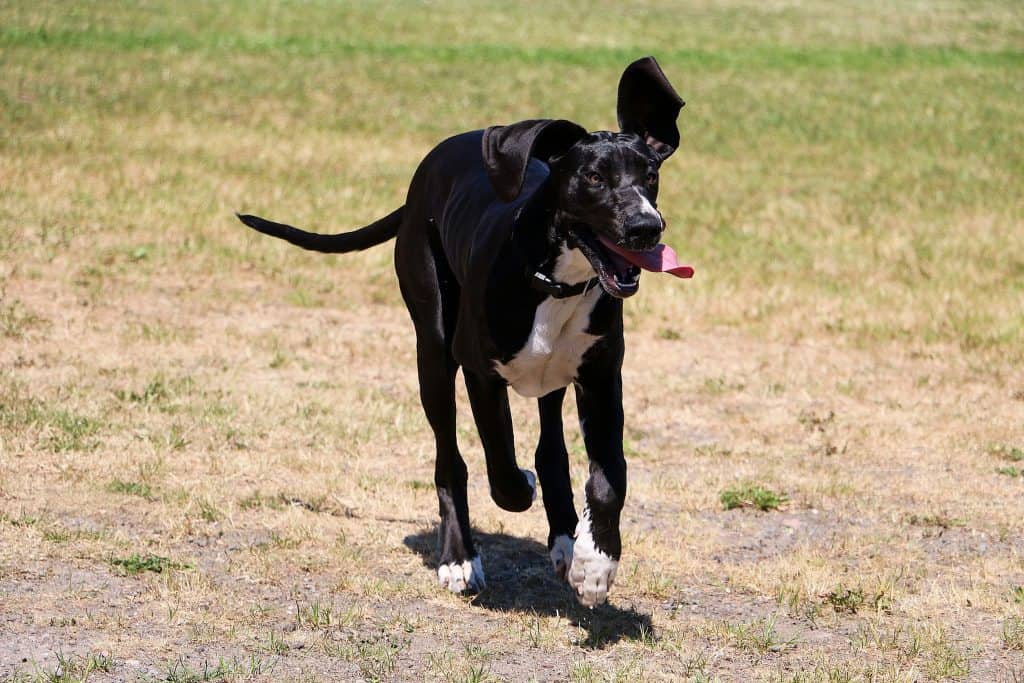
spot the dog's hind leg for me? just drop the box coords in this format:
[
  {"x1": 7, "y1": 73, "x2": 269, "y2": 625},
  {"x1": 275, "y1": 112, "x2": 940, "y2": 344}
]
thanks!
[
  {"x1": 535, "y1": 388, "x2": 578, "y2": 579},
  {"x1": 418, "y1": 339, "x2": 484, "y2": 593},
  {"x1": 463, "y1": 371, "x2": 537, "y2": 513},
  {"x1": 397, "y1": 230, "x2": 482, "y2": 594}
]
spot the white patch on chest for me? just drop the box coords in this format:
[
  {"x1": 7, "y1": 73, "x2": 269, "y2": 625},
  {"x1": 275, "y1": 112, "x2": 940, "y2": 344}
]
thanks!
[{"x1": 494, "y1": 247, "x2": 601, "y2": 398}]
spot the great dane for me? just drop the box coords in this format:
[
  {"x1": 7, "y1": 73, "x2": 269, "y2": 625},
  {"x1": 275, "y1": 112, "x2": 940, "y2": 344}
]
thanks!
[{"x1": 237, "y1": 56, "x2": 690, "y2": 606}]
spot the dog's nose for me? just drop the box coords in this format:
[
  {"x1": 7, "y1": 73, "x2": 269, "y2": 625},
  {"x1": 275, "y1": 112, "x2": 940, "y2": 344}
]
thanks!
[{"x1": 623, "y1": 219, "x2": 663, "y2": 250}]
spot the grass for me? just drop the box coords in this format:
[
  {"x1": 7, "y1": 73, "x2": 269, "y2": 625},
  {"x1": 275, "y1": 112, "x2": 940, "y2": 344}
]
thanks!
[
  {"x1": 105, "y1": 479, "x2": 155, "y2": 500},
  {"x1": 720, "y1": 483, "x2": 788, "y2": 511},
  {"x1": 1, "y1": 0, "x2": 1023, "y2": 680},
  {"x1": 109, "y1": 554, "x2": 191, "y2": 575}
]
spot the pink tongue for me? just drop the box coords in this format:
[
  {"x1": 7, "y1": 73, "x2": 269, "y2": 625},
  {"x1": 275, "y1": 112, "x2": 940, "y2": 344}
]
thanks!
[{"x1": 598, "y1": 236, "x2": 694, "y2": 279}]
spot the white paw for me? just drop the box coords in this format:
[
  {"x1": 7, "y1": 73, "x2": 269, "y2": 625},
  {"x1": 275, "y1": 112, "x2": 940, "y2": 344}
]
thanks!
[
  {"x1": 567, "y1": 509, "x2": 618, "y2": 608},
  {"x1": 550, "y1": 534, "x2": 574, "y2": 579},
  {"x1": 521, "y1": 468, "x2": 537, "y2": 502},
  {"x1": 437, "y1": 556, "x2": 485, "y2": 594}
]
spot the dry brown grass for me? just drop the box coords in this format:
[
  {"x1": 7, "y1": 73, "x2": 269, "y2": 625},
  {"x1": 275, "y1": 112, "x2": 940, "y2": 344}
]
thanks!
[{"x1": 3, "y1": 255, "x2": 1023, "y2": 680}]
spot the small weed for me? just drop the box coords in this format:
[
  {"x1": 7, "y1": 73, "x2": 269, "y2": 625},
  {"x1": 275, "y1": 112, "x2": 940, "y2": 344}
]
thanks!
[
  {"x1": 997, "y1": 466, "x2": 1022, "y2": 477},
  {"x1": 925, "y1": 639, "x2": 970, "y2": 679},
  {"x1": 904, "y1": 512, "x2": 966, "y2": 530},
  {"x1": 110, "y1": 554, "x2": 190, "y2": 575},
  {"x1": 269, "y1": 532, "x2": 302, "y2": 549},
  {"x1": 197, "y1": 499, "x2": 221, "y2": 522},
  {"x1": 657, "y1": 327, "x2": 681, "y2": 340},
  {"x1": 822, "y1": 585, "x2": 892, "y2": 614},
  {"x1": 568, "y1": 660, "x2": 596, "y2": 683},
  {"x1": 642, "y1": 571, "x2": 674, "y2": 599},
  {"x1": 798, "y1": 409, "x2": 835, "y2": 432},
  {"x1": 1012, "y1": 586, "x2": 1024, "y2": 604},
  {"x1": 105, "y1": 479, "x2": 154, "y2": 500},
  {"x1": 990, "y1": 444, "x2": 1024, "y2": 462},
  {"x1": 522, "y1": 616, "x2": 544, "y2": 648},
  {"x1": 775, "y1": 581, "x2": 821, "y2": 622},
  {"x1": 702, "y1": 376, "x2": 744, "y2": 394},
  {"x1": 45, "y1": 410, "x2": 101, "y2": 452},
  {"x1": 462, "y1": 664, "x2": 492, "y2": 683},
  {"x1": 114, "y1": 378, "x2": 170, "y2": 405},
  {"x1": 824, "y1": 586, "x2": 865, "y2": 613},
  {"x1": 1, "y1": 512, "x2": 39, "y2": 527},
  {"x1": 130, "y1": 322, "x2": 194, "y2": 345},
  {"x1": 280, "y1": 494, "x2": 330, "y2": 513},
  {"x1": 0, "y1": 295, "x2": 44, "y2": 338},
  {"x1": 164, "y1": 656, "x2": 253, "y2": 682},
  {"x1": 325, "y1": 630, "x2": 407, "y2": 682},
  {"x1": 239, "y1": 490, "x2": 281, "y2": 511},
  {"x1": 261, "y1": 630, "x2": 288, "y2": 655},
  {"x1": 32, "y1": 651, "x2": 116, "y2": 682},
  {"x1": 713, "y1": 614, "x2": 796, "y2": 656},
  {"x1": 152, "y1": 424, "x2": 189, "y2": 451},
  {"x1": 42, "y1": 529, "x2": 71, "y2": 543},
  {"x1": 296, "y1": 600, "x2": 334, "y2": 629},
  {"x1": 695, "y1": 444, "x2": 734, "y2": 458},
  {"x1": 681, "y1": 651, "x2": 712, "y2": 679},
  {"x1": 720, "y1": 483, "x2": 788, "y2": 511},
  {"x1": 1004, "y1": 616, "x2": 1024, "y2": 650}
]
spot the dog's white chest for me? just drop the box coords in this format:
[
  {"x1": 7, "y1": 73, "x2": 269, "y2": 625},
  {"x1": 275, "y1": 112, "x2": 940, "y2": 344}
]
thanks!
[{"x1": 495, "y1": 249, "x2": 601, "y2": 398}]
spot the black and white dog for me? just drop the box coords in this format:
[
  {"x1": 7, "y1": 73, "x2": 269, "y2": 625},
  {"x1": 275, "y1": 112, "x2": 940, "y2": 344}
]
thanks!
[{"x1": 238, "y1": 57, "x2": 689, "y2": 607}]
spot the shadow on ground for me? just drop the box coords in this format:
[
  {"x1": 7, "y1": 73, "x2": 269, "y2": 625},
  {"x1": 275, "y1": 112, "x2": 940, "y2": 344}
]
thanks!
[{"x1": 403, "y1": 527, "x2": 653, "y2": 648}]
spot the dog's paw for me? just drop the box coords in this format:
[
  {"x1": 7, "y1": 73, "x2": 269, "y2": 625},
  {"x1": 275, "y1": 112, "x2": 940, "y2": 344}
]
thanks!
[
  {"x1": 489, "y1": 468, "x2": 536, "y2": 512},
  {"x1": 437, "y1": 556, "x2": 485, "y2": 594},
  {"x1": 549, "y1": 534, "x2": 574, "y2": 579},
  {"x1": 566, "y1": 511, "x2": 618, "y2": 608}
]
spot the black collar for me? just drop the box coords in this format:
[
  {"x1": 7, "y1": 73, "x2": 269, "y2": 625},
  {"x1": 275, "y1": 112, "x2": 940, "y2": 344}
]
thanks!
[
  {"x1": 529, "y1": 270, "x2": 601, "y2": 299},
  {"x1": 513, "y1": 203, "x2": 601, "y2": 298}
]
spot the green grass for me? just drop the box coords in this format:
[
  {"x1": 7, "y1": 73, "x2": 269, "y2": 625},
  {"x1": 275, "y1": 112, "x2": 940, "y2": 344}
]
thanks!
[
  {"x1": 720, "y1": 483, "x2": 788, "y2": 511},
  {"x1": 2, "y1": 0, "x2": 1023, "y2": 358},
  {"x1": 990, "y1": 444, "x2": 1024, "y2": 462},
  {"x1": 109, "y1": 554, "x2": 191, "y2": 575},
  {"x1": 105, "y1": 479, "x2": 155, "y2": 500}
]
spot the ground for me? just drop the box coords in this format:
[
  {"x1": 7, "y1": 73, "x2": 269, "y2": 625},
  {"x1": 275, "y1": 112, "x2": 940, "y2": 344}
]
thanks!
[{"x1": 1, "y1": 1, "x2": 1023, "y2": 681}]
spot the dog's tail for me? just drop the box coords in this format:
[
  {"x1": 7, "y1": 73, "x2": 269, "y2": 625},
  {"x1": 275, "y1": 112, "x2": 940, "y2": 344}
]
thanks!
[{"x1": 236, "y1": 206, "x2": 403, "y2": 253}]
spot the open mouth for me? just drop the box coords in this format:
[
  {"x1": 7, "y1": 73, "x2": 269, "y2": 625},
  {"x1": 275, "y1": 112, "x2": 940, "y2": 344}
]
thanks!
[
  {"x1": 569, "y1": 226, "x2": 695, "y2": 299},
  {"x1": 569, "y1": 227, "x2": 643, "y2": 298}
]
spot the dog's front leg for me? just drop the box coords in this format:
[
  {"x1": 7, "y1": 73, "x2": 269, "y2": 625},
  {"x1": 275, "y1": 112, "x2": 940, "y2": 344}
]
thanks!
[
  {"x1": 569, "y1": 369, "x2": 626, "y2": 607},
  {"x1": 463, "y1": 370, "x2": 537, "y2": 512},
  {"x1": 535, "y1": 388, "x2": 579, "y2": 579}
]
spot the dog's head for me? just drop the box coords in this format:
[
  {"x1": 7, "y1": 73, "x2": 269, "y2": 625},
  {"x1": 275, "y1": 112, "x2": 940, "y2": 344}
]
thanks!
[{"x1": 483, "y1": 56, "x2": 685, "y2": 298}]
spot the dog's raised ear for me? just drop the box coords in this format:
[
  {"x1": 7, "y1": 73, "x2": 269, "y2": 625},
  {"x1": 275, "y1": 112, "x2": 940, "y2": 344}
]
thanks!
[
  {"x1": 617, "y1": 56, "x2": 685, "y2": 161},
  {"x1": 482, "y1": 119, "x2": 588, "y2": 202}
]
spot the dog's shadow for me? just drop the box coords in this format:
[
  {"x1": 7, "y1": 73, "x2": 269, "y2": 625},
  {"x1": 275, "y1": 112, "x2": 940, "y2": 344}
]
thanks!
[{"x1": 403, "y1": 527, "x2": 653, "y2": 648}]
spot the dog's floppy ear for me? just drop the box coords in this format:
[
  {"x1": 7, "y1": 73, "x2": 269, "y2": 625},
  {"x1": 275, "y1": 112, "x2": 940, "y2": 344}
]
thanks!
[
  {"x1": 617, "y1": 56, "x2": 685, "y2": 160},
  {"x1": 482, "y1": 119, "x2": 588, "y2": 202}
]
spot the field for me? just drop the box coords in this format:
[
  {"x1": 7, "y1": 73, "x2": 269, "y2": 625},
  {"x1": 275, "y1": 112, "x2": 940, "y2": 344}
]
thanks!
[{"x1": 2, "y1": 0, "x2": 1023, "y2": 680}]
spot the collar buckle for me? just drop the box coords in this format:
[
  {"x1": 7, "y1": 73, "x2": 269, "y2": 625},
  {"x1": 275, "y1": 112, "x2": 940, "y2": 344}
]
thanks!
[{"x1": 529, "y1": 271, "x2": 601, "y2": 299}]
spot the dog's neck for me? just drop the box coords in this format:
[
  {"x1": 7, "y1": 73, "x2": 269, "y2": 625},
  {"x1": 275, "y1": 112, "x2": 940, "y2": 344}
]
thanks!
[
  {"x1": 516, "y1": 193, "x2": 584, "y2": 271},
  {"x1": 515, "y1": 200, "x2": 600, "y2": 297}
]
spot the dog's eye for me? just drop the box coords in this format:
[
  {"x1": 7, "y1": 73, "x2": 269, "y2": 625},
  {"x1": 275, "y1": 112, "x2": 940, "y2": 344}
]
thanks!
[
  {"x1": 584, "y1": 172, "x2": 604, "y2": 186},
  {"x1": 646, "y1": 172, "x2": 659, "y2": 185}
]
